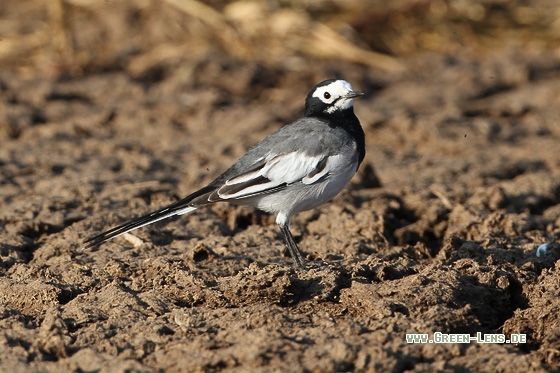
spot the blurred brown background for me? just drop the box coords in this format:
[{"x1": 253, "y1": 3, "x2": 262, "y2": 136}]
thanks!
[
  {"x1": 2, "y1": 0, "x2": 559, "y2": 76},
  {"x1": 2, "y1": 1, "x2": 560, "y2": 372}
]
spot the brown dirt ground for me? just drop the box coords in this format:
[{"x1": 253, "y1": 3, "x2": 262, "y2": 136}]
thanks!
[{"x1": 1, "y1": 0, "x2": 560, "y2": 372}]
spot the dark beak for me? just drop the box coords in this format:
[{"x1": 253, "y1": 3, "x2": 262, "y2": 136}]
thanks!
[{"x1": 345, "y1": 91, "x2": 365, "y2": 99}]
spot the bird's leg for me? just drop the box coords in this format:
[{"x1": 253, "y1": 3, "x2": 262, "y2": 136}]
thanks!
[{"x1": 279, "y1": 224, "x2": 306, "y2": 268}]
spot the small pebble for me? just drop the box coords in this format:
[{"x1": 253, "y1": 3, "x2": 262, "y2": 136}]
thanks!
[{"x1": 536, "y1": 243, "x2": 549, "y2": 257}]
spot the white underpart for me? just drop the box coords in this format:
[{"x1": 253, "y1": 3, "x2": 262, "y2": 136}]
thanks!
[
  {"x1": 274, "y1": 156, "x2": 358, "y2": 227},
  {"x1": 312, "y1": 80, "x2": 356, "y2": 113},
  {"x1": 302, "y1": 154, "x2": 342, "y2": 184},
  {"x1": 218, "y1": 152, "x2": 325, "y2": 199}
]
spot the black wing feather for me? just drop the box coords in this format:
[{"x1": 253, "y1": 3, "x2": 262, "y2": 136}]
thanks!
[{"x1": 82, "y1": 185, "x2": 216, "y2": 249}]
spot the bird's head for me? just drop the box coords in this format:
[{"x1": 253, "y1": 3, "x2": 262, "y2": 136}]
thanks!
[{"x1": 304, "y1": 79, "x2": 364, "y2": 118}]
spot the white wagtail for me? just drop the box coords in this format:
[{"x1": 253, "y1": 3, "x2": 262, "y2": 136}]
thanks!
[{"x1": 83, "y1": 79, "x2": 365, "y2": 268}]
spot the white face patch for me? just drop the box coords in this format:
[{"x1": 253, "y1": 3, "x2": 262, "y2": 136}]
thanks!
[{"x1": 312, "y1": 80, "x2": 356, "y2": 113}]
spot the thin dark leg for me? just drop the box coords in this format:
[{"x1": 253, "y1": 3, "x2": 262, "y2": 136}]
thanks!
[{"x1": 279, "y1": 225, "x2": 306, "y2": 268}]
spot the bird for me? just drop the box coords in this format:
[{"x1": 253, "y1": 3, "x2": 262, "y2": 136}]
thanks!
[{"x1": 83, "y1": 79, "x2": 365, "y2": 268}]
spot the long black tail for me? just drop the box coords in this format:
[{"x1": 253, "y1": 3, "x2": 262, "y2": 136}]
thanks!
[{"x1": 82, "y1": 186, "x2": 214, "y2": 249}]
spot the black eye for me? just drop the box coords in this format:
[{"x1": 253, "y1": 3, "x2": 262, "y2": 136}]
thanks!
[{"x1": 324, "y1": 92, "x2": 331, "y2": 99}]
